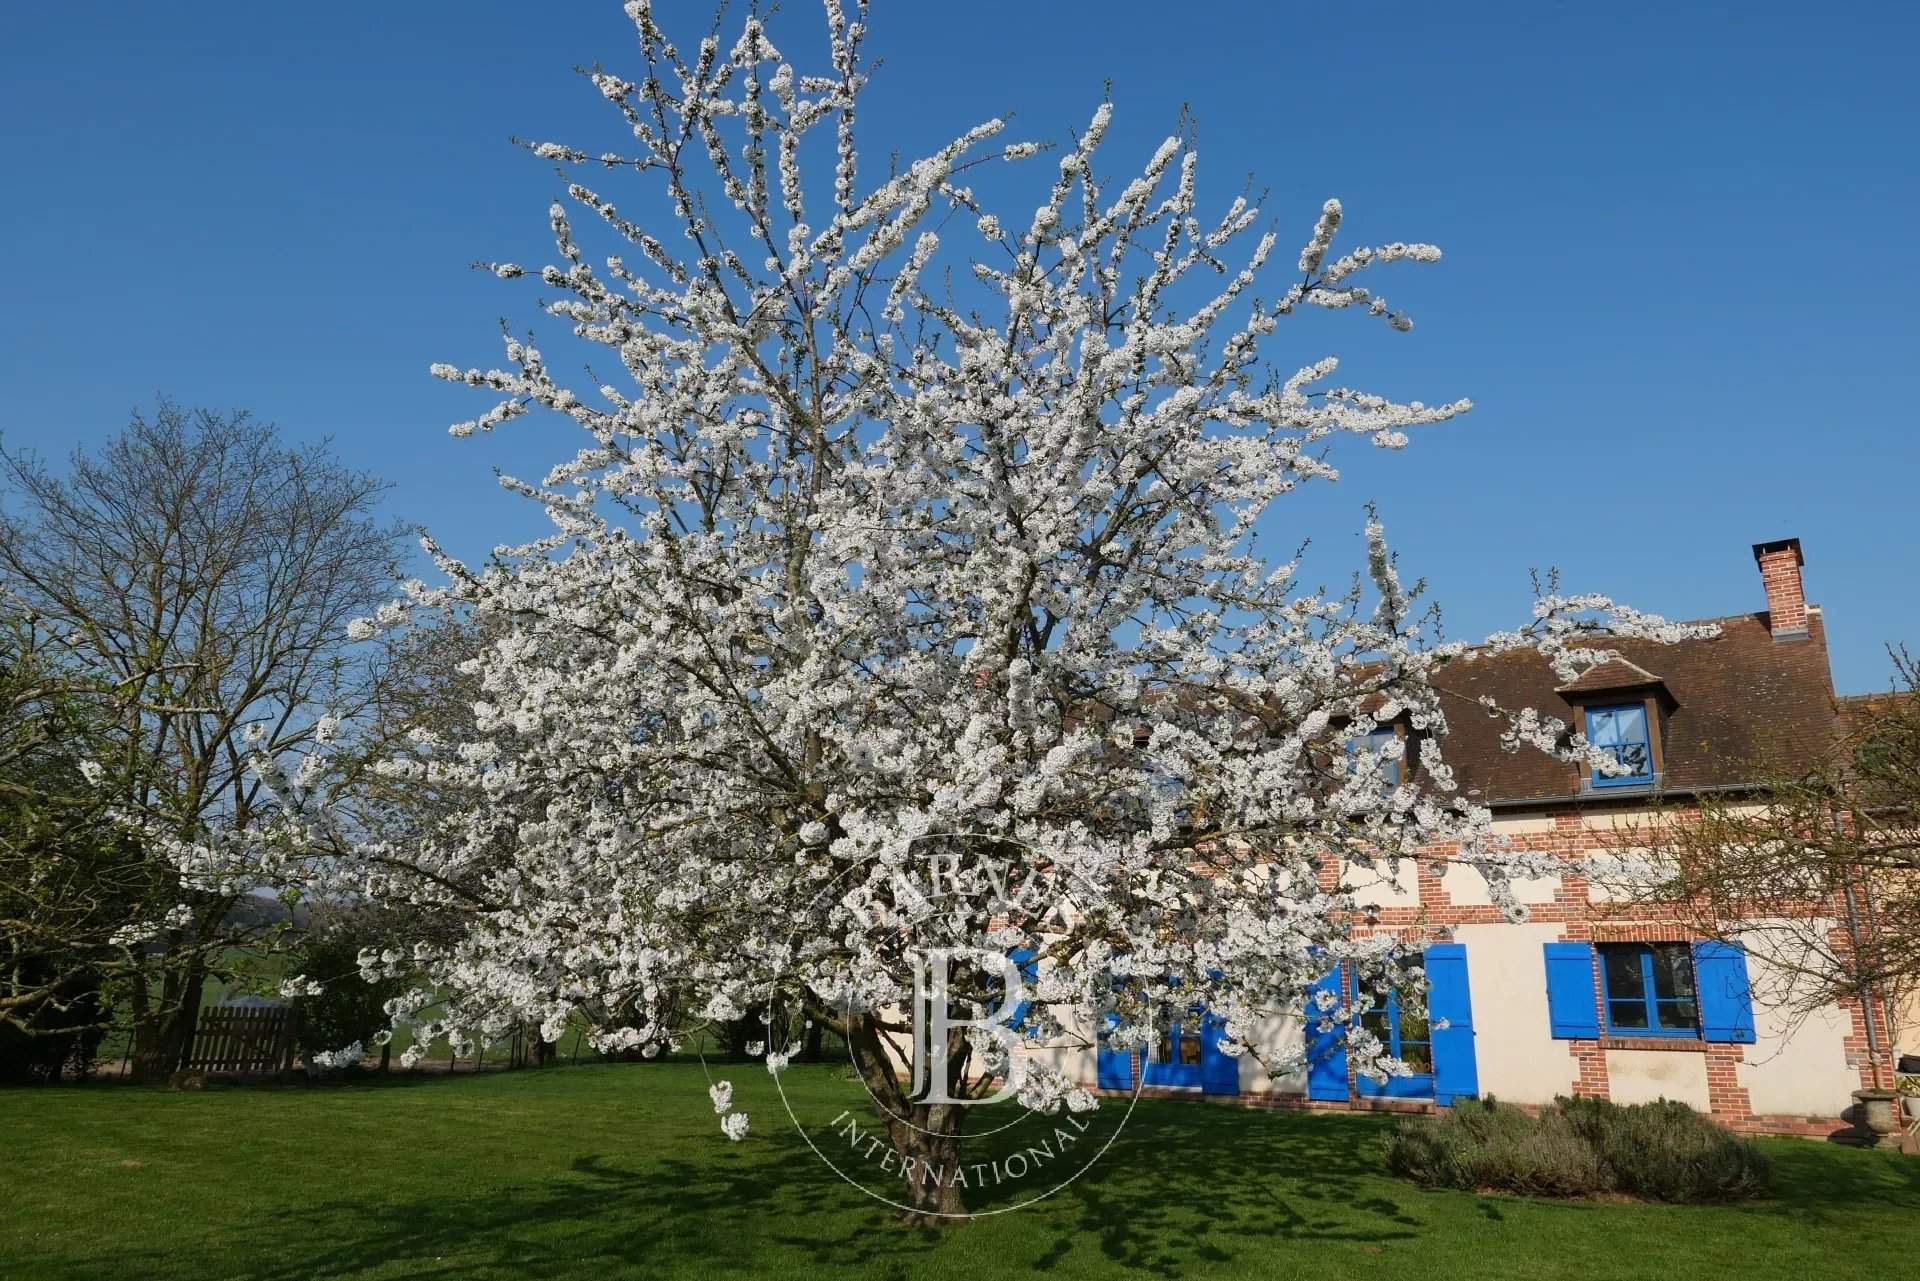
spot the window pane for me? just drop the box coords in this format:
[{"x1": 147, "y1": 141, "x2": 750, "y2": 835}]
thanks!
[
  {"x1": 1602, "y1": 946, "x2": 1647, "y2": 1001},
  {"x1": 1178, "y1": 1030, "x2": 1203, "y2": 1066},
  {"x1": 1587, "y1": 705, "x2": 1653, "y2": 781},
  {"x1": 1657, "y1": 999, "x2": 1698, "y2": 1032},
  {"x1": 1149, "y1": 1006, "x2": 1176, "y2": 1062},
  {"x1": 1651, "y1": 944, "x2": 1695, "y2": 998},
  {"x1": 1401, "y1": 1041, "x2": 1433, "y2": 1074},
  {"x1": 1348, "y1": 730, "x2": 1401, "y2": 787},
  {"x1": 1609, "y1": 1000, "x2": 1649, "y2": 1029}
]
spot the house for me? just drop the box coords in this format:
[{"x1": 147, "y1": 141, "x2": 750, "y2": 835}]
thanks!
[{"x1": 1037, "y1": 537, "x2": 1897, "y2": 1136}]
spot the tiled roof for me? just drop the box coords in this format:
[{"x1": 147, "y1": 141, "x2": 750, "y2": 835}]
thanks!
[
  {"x1": 1428, "y1": 609, "x2": 1844, "y2": 806},
  {"x1": 1554, "y1": 657, "x2": 1666, "y2": 696}
]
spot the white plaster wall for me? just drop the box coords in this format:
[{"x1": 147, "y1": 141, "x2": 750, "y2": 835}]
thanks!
[
  {"x1": 1579, "y1": 808, "x2": 1664, "y2": 833},
  {"x1": 1737, "y1": 921, "x2": 1863, "y2": 1118},
  {"x1": 1239, "y1": 1012, "x2": 1306, "y2": 1095},
  {"x1": 1441, "y1": 864, "x2": 1561, "y2": 907},
  {"x1": 1490, "y1": 813, "x2": 1558, "y2": 836},
  {"x1": 1606, "y1": 1049, "x2": 1711, "y2": 1110},
  {"x1": 1584, "y1": 847, "x2": 1670, "y2": 903},
  {"x1": 1454, "y1": 922, "x2": 1580, "y2": 1105},
  {"x1": 1017, "y1": 992, "x2": 1097, "y2": 1084},
  {"x1": 1339, "y1": 857, "x2": 1421, "y2": 909},
  {"x1": 1897, "y1": 989, "x2": 1920, "y2": 1059}
]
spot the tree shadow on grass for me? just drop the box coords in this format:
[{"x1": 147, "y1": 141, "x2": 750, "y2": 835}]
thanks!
[
  {"x1": 59, "y1": 1081, "x2": 1920, "y2": 1281},
  {"x1": 978, "y1": 1101, "x2": 1424, "y2": 1277},
  {"x1": 1752, "y1": 1136, "x2": 1920, "y2": 1222},
  {"x1": 171, "y1": 1124, "x2": 949, "y2": 1281},
  {"x1": 119, "y1": 1097, "x2": 1427, "y2": 1281}
]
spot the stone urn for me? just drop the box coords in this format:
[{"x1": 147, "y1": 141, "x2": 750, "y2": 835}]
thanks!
[{"x1": 1852, "y1": 1088, "x2": 1899, "y2": 1148}]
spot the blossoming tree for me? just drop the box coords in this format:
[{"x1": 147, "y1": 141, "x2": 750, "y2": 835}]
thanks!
[{"x1": 232, "y1": 0, "x2": 1701, "y2": 1218}]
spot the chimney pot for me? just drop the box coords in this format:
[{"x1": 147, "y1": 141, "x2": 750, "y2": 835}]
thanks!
[{"x1": 1751, "y1": 538, "x2": 1808, "y2": 638}]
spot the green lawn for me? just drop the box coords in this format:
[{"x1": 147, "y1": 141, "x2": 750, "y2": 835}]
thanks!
[{"x1": 2, "y1": 1064, "x2": 1914, "y2": 1281}]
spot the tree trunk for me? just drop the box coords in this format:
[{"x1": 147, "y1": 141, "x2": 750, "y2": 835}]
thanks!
[
  {"x1": 845, "y1": 1012, "x2": 973, "y2": 1224},
  {"x1": 886, "y1": 1103, "x2": 968, "y2": 1223},
  {"x1": 130, "y1": 951, "x2": 205, "y2": 1083},
  {"x1": 166, "y1": 955, "x2": 207, "y2": 1072},
  {"x1": 129, "y1": 970, "x2": 172, "y2": 1083}
]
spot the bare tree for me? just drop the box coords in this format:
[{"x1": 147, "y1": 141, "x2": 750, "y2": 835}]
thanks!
[
  {"x1": 1619, "y1": 651, "x2": 1918, "y2": 1078},
  {"x1": 0, "y1": 401, "x2": 405, "y2": 1080}
]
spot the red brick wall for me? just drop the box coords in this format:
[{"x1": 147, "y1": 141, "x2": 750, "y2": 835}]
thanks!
[{"x1": 1313, "y1": 806, "x2": 1887, "y2": 1133}]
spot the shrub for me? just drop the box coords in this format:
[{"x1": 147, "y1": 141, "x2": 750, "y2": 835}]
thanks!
[
  {"x1": 1384, "y1": 1095, "x2": 1773, "y2": 1203},
  {"x1": 290, "y1": 916, "x2": 411, "y2": 1074}
]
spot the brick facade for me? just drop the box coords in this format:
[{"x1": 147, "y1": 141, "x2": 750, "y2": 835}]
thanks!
[{"x1": 1078, "y1": 539, "x2": 1894, "y2": 1139}]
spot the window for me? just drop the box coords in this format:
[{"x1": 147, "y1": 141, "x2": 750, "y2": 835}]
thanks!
[
  {"x1": 1346, "y1": 726, "x2": 1403, "y2": 787},
  {"x1": 1147, "y1": 1002, "x2": 1204, "y2": 1067},
  {"x1": 1140, "y1": 999, "x2": 1208, "y2": 1088},
  {"x1": 1599, "y1": 942, "x2": 1698, "y2": 1036},
  {"x1": 1584, "y1": 702, "x2": 1654, "y2": 787},
  {"x1": 1356, "y1": 957, "x2": 1433, "y2": 1097}
]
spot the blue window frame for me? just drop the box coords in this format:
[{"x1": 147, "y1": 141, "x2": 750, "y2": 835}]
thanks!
[
  {"x1": 1584, "y1": 702, "x2": 1654, "y2": 787},
  {"x1": 1355, "y1": 958, "x2": 1434, "y2": 1098},
  {"x1": 1140, "y1": 1000, "x2": 1206, "y2": 1088},
  {"x1": 1346, "y1": 726, "x2": 1402, "y2": 787},
  {"x1": 1599, "y1": 942, "x2": 1698, "y2": 1036}
]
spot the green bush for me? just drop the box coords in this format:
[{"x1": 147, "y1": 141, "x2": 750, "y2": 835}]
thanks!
[{"x1": 1384, "y1": 1095, "x2": 1773, "y2": 1203}]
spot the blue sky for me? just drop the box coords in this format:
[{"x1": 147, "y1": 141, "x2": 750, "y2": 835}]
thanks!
[{"x1": 3, "y1": 1, "x2": 1915, "y2": 693}]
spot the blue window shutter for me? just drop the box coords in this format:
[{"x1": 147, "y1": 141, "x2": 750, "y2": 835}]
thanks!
[
  {"x1": 1096, "y1": 1013, "x2": 1133, "y2": 1090},
  {"x1": 1694, "y1": 940, "x2": 1757, "y2": 1043},
  {"x1": 1200, "y1": 1011, "x2": 1239, "y2": 1095},
  {"x1": 1006, "y1": 948, "x2": 1037, "y2": 1034},
  {"x1": 1305, "y1": 965, "x2": 1349, "y2": 1101},
  {"x1": 1543, "y1": 942, "x2": 1600, "y2": 1039},
  {"x1": 1425, "y1": 944, "x2": 1478, "y2": 1106}
]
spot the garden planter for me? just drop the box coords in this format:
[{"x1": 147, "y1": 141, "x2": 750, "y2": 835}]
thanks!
[
  {"x1": 1902, "y1": 1096, "x2": 1920, "y2": 1125},
  {"x1": 1852, "y1": 1089, "x2": 1899, "y2": 1148}
]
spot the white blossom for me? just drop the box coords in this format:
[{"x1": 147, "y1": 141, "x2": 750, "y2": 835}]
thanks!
[{"x1": 309, "y1": 1042, "x2": 365, "y2": 1070}]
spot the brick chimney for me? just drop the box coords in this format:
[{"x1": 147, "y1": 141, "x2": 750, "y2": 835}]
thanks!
[{"x1": 1752, "y1": 538, "x2": 1808, "y2": 638}]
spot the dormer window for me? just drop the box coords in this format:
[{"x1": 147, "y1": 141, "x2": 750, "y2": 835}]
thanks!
[
  {"x1": 1584, "y1": 702, "x2": 1654, "y2": 788},
  {"x1": 1346, "y1": 725, "x2": 1403, "y2": 788}
]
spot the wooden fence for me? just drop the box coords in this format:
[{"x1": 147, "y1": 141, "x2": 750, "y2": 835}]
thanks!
[{"x1": 184, "y1": 1005, "x2": 297, "y2": 1076}]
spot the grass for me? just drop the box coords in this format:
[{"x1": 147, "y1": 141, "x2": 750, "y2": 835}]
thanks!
[{"x1": 2, "y1": 1064, "x2": 1915, "y2": 1281}]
